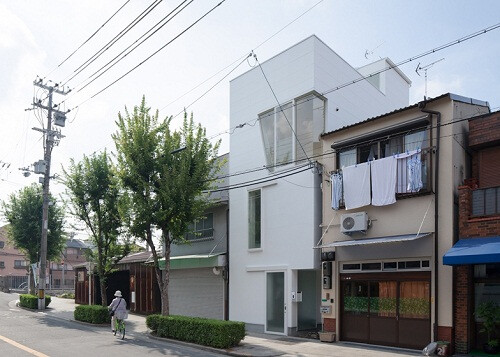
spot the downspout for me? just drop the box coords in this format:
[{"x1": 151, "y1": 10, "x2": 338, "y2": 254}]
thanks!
[
  {"x1": 225, "y1": 207, "x2": 230, "y2": 321},
  {"x1": 419, "y1": 100, "x2": 441, "y2": 342}
]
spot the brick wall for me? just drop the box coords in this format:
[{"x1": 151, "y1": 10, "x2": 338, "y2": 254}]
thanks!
[
  {"x1": 468, "y1": 112, "x2": 500, "y2": 148},
  {"x1": 454, "y1": 265, "x2": 472, "y2": 354},
  {"x1": 323, "y1": 317, "x2": 336, "y2": 332},
  {"x1": 459, "y1": 183, "x2": 500, "y2": 238}
]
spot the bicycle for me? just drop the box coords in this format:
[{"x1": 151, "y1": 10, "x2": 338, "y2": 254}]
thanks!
[{"x1": 114, "y1": 318, "x2": 125, "y2": 340}]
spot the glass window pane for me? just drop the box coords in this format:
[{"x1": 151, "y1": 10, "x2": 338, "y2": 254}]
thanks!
[
  {"x1": 405, "y1": 130, "x2": 428, "y2": 151},
  {"x1": 474, "y1": 283, "x2": 500, "y2": 322},
  {"x1": 343, "y1": 263, "x2": 361, "y2": 270},
  {"x1": 259, "y1": 110, "x2": 275, "y2": 168},
  {"x1": 339, "y1": 148, "x2": 356, "y2": 169},
  {"x1": 248, "y1": 190, "x2": 261, "y2": 249},
  {"x1": 371, "y1": 281, "x2": 397, "y2": 317},
  {"x1": 276, "y1": 103, "x2": 293, "y2": 165},
  {"x1": 344, "y1": 282, "x2": 369, "y2": 313},
  {"x1": 361, "y1": 262, "x2": 381, "y2": 271},
  {"x1": 267, "y1": 272, "x2": 284, "y2": 332},
  {"x1": 399, "y1": 281, "x2": 430, "y2": 319},
  {"x1": 359, "y1": 143, "x2": 378, "y2": 163},
  {"x1": 472, "y1": 190, "x2": 485, "y2": 216},
  {"x1": 381, "y1": 136, "x2": 404, "y2": 158},
  {"x1": 383, "y1": 262, "x2": 397, "y2": 270},
  {"x1": 485, "y1": 188, "x2": 496, "y2": 215},
  {"x1": 296, "y1": 96, "x2": 313, "y2": 162},
  {"x1": 296, "y1": 95, "x2": 325, "y2": 162}
]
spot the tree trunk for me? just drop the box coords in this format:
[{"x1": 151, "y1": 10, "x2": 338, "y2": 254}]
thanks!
[
  {"x1": 29, "y1": 266, "x2": 35, "y2": 295},
  {"x1": 100, "y1": 276, "x2": 107, "y2": 306},
  {"x1": 147, "y1": 228, "x2": 170, "y2": 315}
]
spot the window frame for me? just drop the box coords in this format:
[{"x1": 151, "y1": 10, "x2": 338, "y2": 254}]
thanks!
[
  {"x1": 248, "y1": 189, "x2": 262, "y2": 250},
  {"x1": 186, "y1": 212, "x2": 214, "y2": 241},
  {"x1": 259, "y1": 91, "x2": 326, "y2": 170}
]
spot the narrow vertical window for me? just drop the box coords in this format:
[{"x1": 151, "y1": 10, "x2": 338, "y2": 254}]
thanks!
[{"x1": 248, "y1": 189, "x2": 261, "y2": 249}]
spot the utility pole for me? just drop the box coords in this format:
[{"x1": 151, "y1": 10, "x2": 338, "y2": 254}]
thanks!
[{"x1": 31, "y1": 78, "x2": 70, "y2": 309}]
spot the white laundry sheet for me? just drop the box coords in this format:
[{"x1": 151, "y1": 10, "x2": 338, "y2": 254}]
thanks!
[
  {"x1": 371, "y1": 156, "x2": 397, "y2": 206},
  {"x1": 342, "y1": 162, "x2": 371, "y2": 210}
]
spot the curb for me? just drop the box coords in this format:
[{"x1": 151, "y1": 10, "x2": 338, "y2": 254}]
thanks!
[{"x1": 147, "y1": 333, "x2": 283, "y2": 357}]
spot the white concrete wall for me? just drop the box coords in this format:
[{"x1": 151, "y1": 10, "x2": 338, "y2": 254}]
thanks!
[{"x1": 228, "y1": 35, "x2": 411, "y2": 333}]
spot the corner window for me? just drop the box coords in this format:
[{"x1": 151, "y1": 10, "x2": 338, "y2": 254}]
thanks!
[
  {"x1": 186, "y1": 213, "x2": 214, "y2": 241},
  {"x1": 248, "y1": 189, "x2": 261, "y2": 249},
  {"x1": 259, "y1": 93, "x2": 325, "y2": 170}
]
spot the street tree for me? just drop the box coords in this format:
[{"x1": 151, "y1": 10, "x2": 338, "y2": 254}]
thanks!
[
  {"x1": 62, "y1": 151, "x2": 131, "y2": 306},
  {"x1": 1, "y1": 184, "x2": 65, "y2": 294},
  {"x1": 113, "y1": 97, "x2": 220, "y2": 314}
]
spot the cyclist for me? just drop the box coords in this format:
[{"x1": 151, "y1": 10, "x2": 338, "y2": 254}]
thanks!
[{"x1": 108, "y1": 290, "x2": 127, "y2": 333}]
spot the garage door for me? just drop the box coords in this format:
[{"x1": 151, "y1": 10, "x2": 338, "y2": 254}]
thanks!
[{"x1": 169, "y1": 268, "x2": 224, "y2": 320}]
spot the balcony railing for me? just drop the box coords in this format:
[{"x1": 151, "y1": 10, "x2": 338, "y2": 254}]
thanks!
[{"x1": 472, "y1": 186, "x2": 500, "y2": 217}]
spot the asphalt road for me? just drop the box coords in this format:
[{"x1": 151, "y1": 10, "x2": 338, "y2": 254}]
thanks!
[{"x1": 0, "y1": 292, "x2": 225, "y2": 357}]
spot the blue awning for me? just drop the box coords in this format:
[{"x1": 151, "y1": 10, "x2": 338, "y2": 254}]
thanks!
[{"x1": 443, "y1": 237, "x2": 500, "y2": 265}]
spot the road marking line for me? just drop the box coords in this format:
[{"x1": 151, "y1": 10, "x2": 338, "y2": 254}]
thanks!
[{"x1": 0, "y1": 334, "x2": 49, "y2": 357}]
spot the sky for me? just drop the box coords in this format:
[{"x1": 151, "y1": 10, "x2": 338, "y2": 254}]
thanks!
[{"x1": 0, "y1": 0, "x2": 499, "y2": 231}]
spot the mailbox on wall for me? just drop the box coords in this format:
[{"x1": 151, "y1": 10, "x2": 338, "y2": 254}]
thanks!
[{"x1": 322, "y1": 261, "x2": 332, "y2": 289}]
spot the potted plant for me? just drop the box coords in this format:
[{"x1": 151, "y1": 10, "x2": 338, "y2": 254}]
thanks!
[{"x1": 476, "y1": 301, "x2": 500, "y2": 354}]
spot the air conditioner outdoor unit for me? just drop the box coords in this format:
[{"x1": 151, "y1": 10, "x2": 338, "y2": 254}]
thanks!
[{"x1": 341, "y1": 212, "x2": 368, "y2": 234}]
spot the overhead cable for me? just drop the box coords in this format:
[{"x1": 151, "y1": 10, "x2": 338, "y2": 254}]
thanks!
[
  {"x1": 63, "y1": 0, "x2": 163, "y2": 86},
  {"x1": 83, "y1": 0, "x2": 227, "y2": 103},
  {"x1": 76, "y1": 0, "x2": 194, "y2": 92},
  {"x1": 57, "y1": 0, "x2": 131, "y2": 68}
]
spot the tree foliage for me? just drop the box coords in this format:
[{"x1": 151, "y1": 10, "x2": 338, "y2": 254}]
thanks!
[
  {"x1": 113, "y1": 96, "x2": 220, "y2": 314},
  {"x1": 1, "y1": 184, "x2": 65, "y2": 293},
  {"x1": 62, "y1": 151, "x2": 130, "y2": 306}
]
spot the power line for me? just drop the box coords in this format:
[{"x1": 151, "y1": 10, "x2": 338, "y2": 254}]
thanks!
[
  {"x1": 76, "y1": 0, "x2": 194, "y2": 93},
  {"x1": 57, "y1": 0, "x2": 131, "y2": 69},
  {"x1": 76, "y1": 0, "x2": 227, "y2": 107},
  {"x1": 160, "y1": 0, "x2": 325, "y2": 114},
  {"x1": 322, "y1": 22, "x2": 500, "y2": 96},
  {"x1": 63, "y1": 0, "x2": 164, "y2": 86},
  {"x1": 206, "y1": 22, "x2": 500, "y2": 142},
  {"x1": 205, "y1": 163, "x2": 312, "y2": 193},
  {"x1": 171, "y1": 53, "x2": 252, "y2": 120}
]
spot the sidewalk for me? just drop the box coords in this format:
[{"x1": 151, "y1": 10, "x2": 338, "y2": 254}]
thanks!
[{"x1": 42, "y1": 296, "x2": 420, "y2": 357}]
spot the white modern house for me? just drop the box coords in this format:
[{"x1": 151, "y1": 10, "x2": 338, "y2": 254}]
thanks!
[{"x1": 228, "y1": 35, "x2": 411, "y2": 335}]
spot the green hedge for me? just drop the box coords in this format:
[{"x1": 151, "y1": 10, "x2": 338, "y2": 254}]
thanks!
[
  {"x1": 74, "y1": 305, "x2": 110, "y2": 324},
  {"x1": 146, "y1": 314, "x2": 245, "y2": 349},
  {"x1": 19, "y1": 294, "x2": 51, "y2": 309}
]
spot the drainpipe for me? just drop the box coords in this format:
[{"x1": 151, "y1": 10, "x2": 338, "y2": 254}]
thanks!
[
  {"x1": 419, "y1": 100, "x2": 441, "y2": 342},
  {"x1": 225, "y1": 207, "x2": 230, "y2": 321}
]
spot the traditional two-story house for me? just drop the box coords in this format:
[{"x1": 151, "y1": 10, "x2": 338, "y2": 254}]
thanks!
[
  {"x1": 319, "y1": 94, "x2": 490, "y2": 350},
  {"x1": 166, "y1": 152, "x2": 229, "y2": 320},
  {"x1": 443, "y1": 110, "x2": 500, "y2": 353},
  {"x1": 228, "y1": 35, "x2": 411, "y2": 335}
]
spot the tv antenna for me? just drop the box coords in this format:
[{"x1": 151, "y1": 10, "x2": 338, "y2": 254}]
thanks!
[
  {"x1": 416, "y1": 58, "x2": 445, "y2": 98},
  {"x1": 364, "y1": 42, "x2": 385, "y2": 60}
]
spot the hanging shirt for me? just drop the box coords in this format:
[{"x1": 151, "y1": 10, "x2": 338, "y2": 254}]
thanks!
[
  {"x1": 396, "y1": 150, "x2": 420, "y2": 194},
  {"x1": 407, "y1": 152, "x2": 423, "y2": 192},
  {"x1": 343, "y1": 162, "x2": 371, "y2": 210},
  {"x1": 331, "y1": 173, "x2": 343, "y2": 210},
  {"x1": 371, "y1": 156, "x2": 397, "y2": 206}
]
